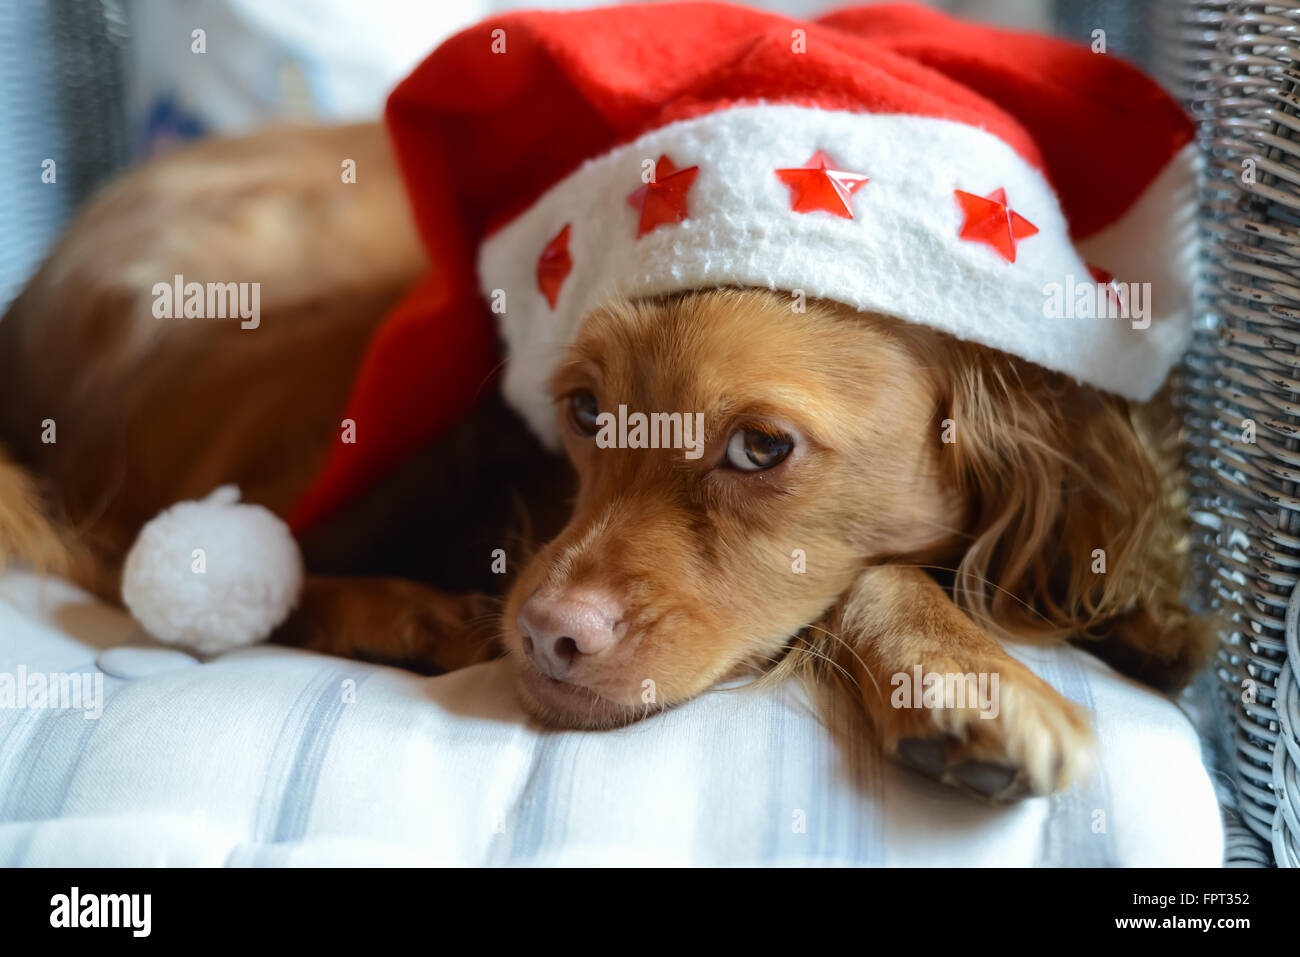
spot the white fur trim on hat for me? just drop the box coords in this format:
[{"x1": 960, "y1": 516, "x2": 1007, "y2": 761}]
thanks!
[{"x1": 478, "y1": 104, "x2": 1195, "y2": 448}]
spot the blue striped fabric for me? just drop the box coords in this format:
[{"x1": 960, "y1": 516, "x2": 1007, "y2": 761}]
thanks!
[{"x1": 0, "y1": 571, "x2": 1223, "y2": 866}]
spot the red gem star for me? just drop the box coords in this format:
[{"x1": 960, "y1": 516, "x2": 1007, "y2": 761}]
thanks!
[
  {"x1": 954, "y1": 188, "x2": 1039, "y2": 263},
  {"x1": 1087, "y1": 264, "x2": 1113, "y2": 285},
  {"x1": 1088, "y1": 263, "x2": 1128, "y2": 313},
  {"x1": 775, "y1": 150, "x2": 869, "y2": 219},
  {"x1": 537, "y1": 223, "x2": 572, "y2": 309},
  {"x1": 627, "y1": 155, "x2": 699, "y2": 238}
]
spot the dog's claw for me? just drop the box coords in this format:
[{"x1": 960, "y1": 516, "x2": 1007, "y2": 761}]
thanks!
[
  {"x1": 951, "y1": 760, "x2": 1017, "y2": 798},
  {"x1": 898, "y1": 737, "x2": 947, "y2": 777},
  {"x1": 893, "y1": 741, "x2": 1038, "y2": 803}
]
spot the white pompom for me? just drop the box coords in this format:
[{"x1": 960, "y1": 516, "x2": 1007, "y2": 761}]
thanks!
[{"x1": 121, "y1": 485, "x2": 303, "y2": 655}]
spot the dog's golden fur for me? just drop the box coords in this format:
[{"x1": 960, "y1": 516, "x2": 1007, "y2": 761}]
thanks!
[{"x1": 0, "y1": 122, "x2": 1208, "y2": 800}]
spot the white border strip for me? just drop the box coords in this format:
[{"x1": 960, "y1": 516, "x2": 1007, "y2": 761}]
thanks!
[{"x1": 479, "y1": 105, "x2": 1195, "y2": 446}]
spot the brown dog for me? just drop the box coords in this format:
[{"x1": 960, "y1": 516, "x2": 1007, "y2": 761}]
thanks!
[{"x1": 0, "y1": 123, "x2": 1207, "y2": 801}]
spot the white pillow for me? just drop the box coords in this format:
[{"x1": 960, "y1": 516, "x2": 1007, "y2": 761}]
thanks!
[{"x1": 0, "y1": 571, "x2": 1223, "y2": 866}]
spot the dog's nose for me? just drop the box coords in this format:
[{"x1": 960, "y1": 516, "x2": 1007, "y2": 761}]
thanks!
[{"x1": 517, "y1": 589, "x2": 620, "y2": 679}]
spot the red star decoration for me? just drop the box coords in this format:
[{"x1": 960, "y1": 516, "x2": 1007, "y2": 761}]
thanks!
[
  {"x1": 954, "y1": 188, "x2": 1039, "y2": 263},
  {"x1": 1087, "y1": 264, "x2": 1114, "y2": 285},
  {"x1": 775, "y1": 150, "x2": 869, "y2": 219},
  {"x1": 537, "y1": 223, "x2": 572, "y2": 309},
  {"x1": 1088, "y1": 263, "x2": 1128, "y2": 313},
  {"x1": 627, "y1": 155, "x2": 699, "y2": 238}
]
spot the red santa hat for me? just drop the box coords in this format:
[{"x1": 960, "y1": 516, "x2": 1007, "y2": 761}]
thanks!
[{"x1": 290, "y1": 0, "x2": 1196, "y2": 532}]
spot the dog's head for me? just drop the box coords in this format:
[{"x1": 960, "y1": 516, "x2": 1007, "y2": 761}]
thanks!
[{"x1": 503, "y1": 288, "x2": 1180, "y2": 727}]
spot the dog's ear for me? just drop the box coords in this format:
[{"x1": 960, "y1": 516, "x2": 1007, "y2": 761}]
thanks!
[{"x1": 934, "y1": 341, "x2": 1201, "y2": 675}]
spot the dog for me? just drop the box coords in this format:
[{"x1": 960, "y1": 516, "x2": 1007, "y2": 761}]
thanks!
[{"x1": 0, "y1": 121, "x2": 1208, "y2": 802}]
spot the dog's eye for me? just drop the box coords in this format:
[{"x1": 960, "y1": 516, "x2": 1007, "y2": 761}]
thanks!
[
  {"x1": 568, "y1": 390, "x2": 601, "y2": 437},
  {"x1": 725, "y1": 428, "x2": 793, "y2": 471}
]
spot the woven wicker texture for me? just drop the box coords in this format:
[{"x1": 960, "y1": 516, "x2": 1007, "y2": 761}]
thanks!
[
  {"x1": 0, "y1": 0, "x2": 129, "y2": 311},
  {"x1": 1157, "y1": 0, "x2": 1300, "y2": 867}
]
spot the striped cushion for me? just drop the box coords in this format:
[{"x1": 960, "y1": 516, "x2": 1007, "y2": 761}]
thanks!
[{"x1": 0, "y1": 571, "x2": 1223, "y2": 866}]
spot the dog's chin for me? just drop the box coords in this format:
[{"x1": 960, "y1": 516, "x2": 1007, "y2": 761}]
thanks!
[{"x1": 515, "y1": 659, "x2": 656, "y2": 730}]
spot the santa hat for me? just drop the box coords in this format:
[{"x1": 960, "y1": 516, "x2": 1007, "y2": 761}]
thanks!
[
  {"x1": 290, "y1": 0, "x2": 1196, "y2": 532},
  {"x1": 122, "y1": 2, "x2": 1197, "y2": 652}
]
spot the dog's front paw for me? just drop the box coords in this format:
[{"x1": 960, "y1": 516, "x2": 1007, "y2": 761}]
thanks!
[
  {"x1": 882, "y1": 658, "x2": 1095, "y2": 801},
  {"x1": 275, "y1": 577, "x2": 501, "y2": 674}
]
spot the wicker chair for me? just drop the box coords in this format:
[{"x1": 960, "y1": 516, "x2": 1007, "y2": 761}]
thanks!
[
  {"x1": 0, "y1": 0, "x2": 128, "y2": 311},
  {"x1": 1146, "y1": 0, "x2": 1300, "y2": 867}
]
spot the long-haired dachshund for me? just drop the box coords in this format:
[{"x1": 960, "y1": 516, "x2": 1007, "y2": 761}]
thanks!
[
  {"x1": 0, "y1": 117, "x2": 1206, "y2": 802},
  {"x1": 0, "y1": 0, "x2": 1217, "y2": 808}
]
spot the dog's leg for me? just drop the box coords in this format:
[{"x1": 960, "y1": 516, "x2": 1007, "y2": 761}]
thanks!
[
  {"x1": 273, "y1": 576, "x2": 501, "y2": 675},
  {"x1": 827, "y1": 564, "x2": 1094, "y2": 800},
  {"x1": 1080, "y1": 603, "x2": 1211, "y2": 695}
]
